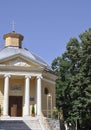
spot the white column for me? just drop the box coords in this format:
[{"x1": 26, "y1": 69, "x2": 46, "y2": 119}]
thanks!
[
  {"x1": 24, "y1": 75, "x2": 31, "y2": 116},
  {"x1": 3, "y1": 74, "x2": 10, "y2": 116},
  {"x1": 37, "y1": 75, "x2": 42, "y2": 115}
]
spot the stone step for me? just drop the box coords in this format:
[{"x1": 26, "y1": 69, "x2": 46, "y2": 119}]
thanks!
[
  {"x1": 0, "y1": 119, "x2": 42, "y2": 130},
  {"x1": 0, "y1": 116, "x2": 38, "y2": 121}
]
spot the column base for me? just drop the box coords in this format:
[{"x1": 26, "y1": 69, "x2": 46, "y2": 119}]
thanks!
[
  {"x1": 2, "y1": 115, "x2": 10, "y2": 117},
  {"x1": 23, "y1": 115, "x2": 32, "y2": 120},
  {"x1": 1, "y1": 115, "x2": 10, "y2": 120}
]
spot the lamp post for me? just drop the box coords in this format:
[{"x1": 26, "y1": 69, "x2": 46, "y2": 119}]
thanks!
[{"x1": 47, "y1": 93, "x2": 52, "y2": 118}]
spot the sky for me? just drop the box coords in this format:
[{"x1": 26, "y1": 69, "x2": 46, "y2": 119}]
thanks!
[{"x1": 0, "y1": 0, "x2": 91, "y2": 65}]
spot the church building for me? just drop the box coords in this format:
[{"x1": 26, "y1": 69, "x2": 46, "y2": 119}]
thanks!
[{"x1": 0, "y1": 31, "x2": 57, "y2": 117}]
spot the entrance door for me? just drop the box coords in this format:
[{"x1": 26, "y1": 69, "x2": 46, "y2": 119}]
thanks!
[{"x1": 9, "y1": 96, "x2": 22, "y2": 117}]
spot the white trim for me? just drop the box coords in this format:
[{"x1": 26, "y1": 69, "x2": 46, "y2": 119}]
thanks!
[
  {"x1": 0, "y1": 71, "x2": 42, "y2": 77},
  {"x1": 0, "y1": 65, "x2": 44, "y2": 71}
]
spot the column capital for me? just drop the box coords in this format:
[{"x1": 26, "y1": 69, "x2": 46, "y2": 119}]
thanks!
[
  {"x1": 4, "y1": 74, "x2": 11, "y2": 78},
  {"x1": 37, "y1": 75, "x2": 43, "y2": 79},
  {"x1": 25, "y1": 75, "x2": 31, "y2": 79}
]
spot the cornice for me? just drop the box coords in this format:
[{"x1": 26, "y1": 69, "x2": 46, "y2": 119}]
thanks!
[
  {"x1": 0, "y1": 65, "x2": 44, "y2": 72},
  {"x1": 43, "y1": 69, "x2": 58, "y2": 80}
]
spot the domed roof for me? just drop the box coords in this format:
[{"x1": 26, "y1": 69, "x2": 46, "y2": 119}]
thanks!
[
  {"x1": 0, "y1": 31, "x2": 52, "y2": 70},
  {"x1": 0, "y1": 47, "x2": 51, "y2": 70}
]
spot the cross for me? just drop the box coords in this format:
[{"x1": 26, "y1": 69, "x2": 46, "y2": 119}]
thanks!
[{"x1": 11, "y1": 20, "x2": 15, "y2": 31}]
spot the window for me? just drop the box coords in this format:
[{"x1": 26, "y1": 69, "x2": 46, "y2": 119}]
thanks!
[{"x1": 44, "y1": 87, "x2": 49, "y2": 95}]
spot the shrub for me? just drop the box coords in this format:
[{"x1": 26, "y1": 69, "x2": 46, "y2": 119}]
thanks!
[
  {"x1": 31, "y1": 104, "x2": 35, "y2": 115},
  {"x1": 52, "y1": 107, "x2": 58, "y2": 119}
]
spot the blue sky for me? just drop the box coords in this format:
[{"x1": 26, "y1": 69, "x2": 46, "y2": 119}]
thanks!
[{"x1": 0, "y1": 0, "x2": 91, "y2": 65}]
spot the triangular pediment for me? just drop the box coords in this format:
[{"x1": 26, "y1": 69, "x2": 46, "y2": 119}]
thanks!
[
  {"x1": 0, "y1": 56, "x2": 40, "y2": 67},
  {"x1": 0, "y1": 47, "x2": 51, "y2": 70},
  {"x1": 9, "y1": 58, "x2": 31, "y2": 67}
]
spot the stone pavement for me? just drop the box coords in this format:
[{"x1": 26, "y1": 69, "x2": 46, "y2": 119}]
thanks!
[{"x1": 0, "y1": 117, "x2": 43, "y2": 130}]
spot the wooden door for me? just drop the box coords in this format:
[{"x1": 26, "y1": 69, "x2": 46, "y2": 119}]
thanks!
[{"x1": 9, "y1": 96, "x2": 22, "y2": 117}]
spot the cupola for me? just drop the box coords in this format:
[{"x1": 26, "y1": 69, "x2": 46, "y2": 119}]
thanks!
[{"x1": 3, "y1": 31, "x2": 24, "y2": 48}]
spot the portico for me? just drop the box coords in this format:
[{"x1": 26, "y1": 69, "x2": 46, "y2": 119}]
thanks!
[{"x1": 2, "y1": 73, "x2": 42, "y2": 117}]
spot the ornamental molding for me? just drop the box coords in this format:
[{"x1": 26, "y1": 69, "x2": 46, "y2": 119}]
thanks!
[{"x1": 0, "y1": 71, "x2": 42, "y2": 78}]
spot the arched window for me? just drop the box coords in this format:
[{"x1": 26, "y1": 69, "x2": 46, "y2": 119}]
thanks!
[{"x1": 44, "y1": 87, "x2": 49, "y2": 95}]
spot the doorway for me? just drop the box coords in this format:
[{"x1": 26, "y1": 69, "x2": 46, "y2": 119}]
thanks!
[{"x1": 9, "y1": 96, "x2": 22, "y2": 117}]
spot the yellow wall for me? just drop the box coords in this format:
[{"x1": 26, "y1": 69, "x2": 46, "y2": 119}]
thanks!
[
  {"x1": 30, "y1": 78, "x2": 36, "y2": 115},
  {"x1": 41, "y1": 80, "x2": 56, "y2": 116},
  {"x1": 5, "y1": 37, "x2": 20, "y2": 47}
]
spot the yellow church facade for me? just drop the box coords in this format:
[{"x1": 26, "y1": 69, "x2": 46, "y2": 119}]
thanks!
[{"x1": 0, "y1": 31, "x2": 57, "y2": 117}]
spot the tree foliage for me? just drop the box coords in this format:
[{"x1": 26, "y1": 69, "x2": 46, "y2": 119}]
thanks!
[{"x1": 51, "y1": 29, "x2": 91, "y2": 129}]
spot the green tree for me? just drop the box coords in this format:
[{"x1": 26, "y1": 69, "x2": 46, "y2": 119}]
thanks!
[{"x1": 51, "y1": 29, "x2": 91, "y2": 129}]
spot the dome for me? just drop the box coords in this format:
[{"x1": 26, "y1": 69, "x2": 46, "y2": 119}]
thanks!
[{"x1": 0, "y1": 47, "x2": 51, "y2": 69}]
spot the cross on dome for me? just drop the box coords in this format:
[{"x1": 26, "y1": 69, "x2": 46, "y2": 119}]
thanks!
[{"x1": 10, "y1": 20, "x2": 15, "y2": 32}]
